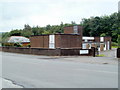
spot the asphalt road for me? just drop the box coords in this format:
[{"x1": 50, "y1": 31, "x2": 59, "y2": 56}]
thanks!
[{"x1": 1, "y1": 52, "x2": 118, "y2": 88}]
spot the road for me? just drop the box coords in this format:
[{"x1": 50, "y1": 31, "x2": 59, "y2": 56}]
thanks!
[{"x1": 1, "y1": 51, "x2": 118, "y2": 88}]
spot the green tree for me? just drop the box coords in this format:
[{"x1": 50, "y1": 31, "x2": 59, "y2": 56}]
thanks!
[
  {"x1": 2, "y1": 32, "x2": 10, "y2": 42},
  {"x1": 117, "y1": 35, "x2": 120, "y2": 48},
  {"x1": 81, "y1": 12, "x2": 119, "y2": 42},
  {"x1": 100, "y1": 33, "x2": 106, "y2": 37},
  {"x1": 9, "y1": 29, "x2": 22, "y2": 36},
  {"x1": 22, "y1": 24, "x2": 32, "y2": 37}
]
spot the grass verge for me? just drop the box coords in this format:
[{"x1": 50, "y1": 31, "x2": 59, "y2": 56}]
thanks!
[{"x1": 96, "y1": 54, "x2": 105, "y2": 57}]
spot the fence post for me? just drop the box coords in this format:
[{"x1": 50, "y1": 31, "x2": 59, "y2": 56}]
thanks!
[
  {"x1": 117, "y1": 48, "x2": 120, "y2": 58},
  {"x1": 91, "y1": 47, "x2": 95, "y2": 57}
]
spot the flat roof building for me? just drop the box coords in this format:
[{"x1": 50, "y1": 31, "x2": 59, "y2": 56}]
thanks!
[
  {"x1": 30, "y1": 25, "x2": 111, "y2": 51},
  {"x1": 30, "y1": 25, "x2": 83, "y2": 49},
  {"x1": 30, "y1": 34, "x2": 82, "y2": 49}
]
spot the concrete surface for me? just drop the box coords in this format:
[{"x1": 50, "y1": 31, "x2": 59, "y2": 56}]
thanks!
[
  {"x1": 99, "y1": 48, "x2": 117, "y2": 58},
  {"x1": 1, "y1": 50, "x2": 118, "y2": 88},
  {"x1": 0, "y1": 52, "x2": 22, "y2": 88},
  {"x1": 0, "y1": 77, "x2": 23, "y2": 88}
]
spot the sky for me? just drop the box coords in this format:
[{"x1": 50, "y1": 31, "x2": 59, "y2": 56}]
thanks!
[{"x1": 0, "y1": 0, "x2": 119, "y2": 32}]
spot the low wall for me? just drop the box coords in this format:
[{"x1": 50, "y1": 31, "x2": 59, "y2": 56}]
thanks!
[
  {"x1": 60, "y1": 48, "x2": 95, "y2": 56},
  {"x1": 117, "y1": 48, "x2": 120, "y2": 58},
  {"x1": 0, "y1": 47, "x2": 96, "y2": 56}
]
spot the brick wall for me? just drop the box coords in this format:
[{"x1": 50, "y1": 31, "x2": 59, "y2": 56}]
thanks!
[
  {"x1": 56, "y1": 34, "x2": 82, "y2": 48},
  {"x1": 55, "y1": 34, "x2": 61, "y2": 48},
  {"x1": 64, "y1": 26, "x2": 74, "y2": 34},
  {"x1": 94, "y1": 37, "x2": 100, "y2": 42},
  {"x1": 30, "y1": 34, "x2": 82, "y2": 49},
  {"x1": 64, "y1": 25, "x2": 83, "y2": 35},
  {"x1": 1, "y1": 47, "x2": 96, "y2": 56},
  {"x1": 30, "y1": 35, "x2": 49, "y2": 48}
]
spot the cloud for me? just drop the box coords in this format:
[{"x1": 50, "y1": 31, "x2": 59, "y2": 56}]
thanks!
[{"x1": 0, "y1": 0, "x2": 119, "y2": 32}]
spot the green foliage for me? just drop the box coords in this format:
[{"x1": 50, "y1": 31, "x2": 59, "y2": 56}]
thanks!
[
  {"x1": 2, "y1": 32, "x2": 10, "y2": 42},
  {"x1": 32, "y1": 26, "x2": 44, "y2": 35},
  {"x1": 42, "y1": 30, "x2": 50, "y2": 34},
  {"x1": 2, "y1": 42, "x2": 22, "y2": 47},
  {"x1": 117, "y1": 35, "x2": 120, "y2": 48},
  {"x1": 22, "y1": 24, "x2": 32, "y2": 37},
  {"x1": 96, "y1": 54, "x2": 105, "y2": 57},
  {"x1": 100, "y1": 33, "x2": 106, "y2": 37},
  {"x1": 1, "y1": 12, "x2": 119, "y2": 43},
  {"x1": 112, "y1": 42, "x2": 118, "y2": 46},
  {"x1": 2, "y1": 43, "x2": 14, "y2": 47},
  {"x1": 112, "y1": 46, "x2": 118, "y2": 48},
  {"x1": 27, "y1": 43, "x2": 31, "y2": 47},
  {"x1": 9, "y1": 29, "x2": 22, "y2": 36},
  {"x1": 14, "y1": 43, "x2": 22, "y2": 47},
  {"x1": 81, "y1": 12, "x2": 119, "y2": 42}
]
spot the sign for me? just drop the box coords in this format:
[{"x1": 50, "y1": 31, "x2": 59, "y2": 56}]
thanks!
[
  {"x1": 49, "y1": 35, "x2": 55, "y2": 49},
  {"x1": 80, "y1": 50, "x2": 89, "y2": 54},
  {"x1": 82, "y1": 43, "x2": 87, "y2": 49},
  {"x1": 100, "y1": 37, "x2": 104, "y2": 42}
]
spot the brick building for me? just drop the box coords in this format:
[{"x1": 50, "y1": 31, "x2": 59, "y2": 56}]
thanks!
[
  {"x1": 30, "y1": 25, "x2": 111, "y2": 51},
  {"x1": 30, "y1": 25, "x2": 82, "y2": 49}
]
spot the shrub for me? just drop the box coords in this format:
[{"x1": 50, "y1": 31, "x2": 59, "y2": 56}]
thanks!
[
  {"x1": 2, "y1": 43, "x2": 14, "y2": 47},
  {"x1": 14, "y1": 43, "x2": 22, "y2": 47},
  {"x1": 117, "y1": 35, "x2": 120, "y2": 48},
  {"x1": 111, "y1": 42, "x2": 118, "y2": 46}
]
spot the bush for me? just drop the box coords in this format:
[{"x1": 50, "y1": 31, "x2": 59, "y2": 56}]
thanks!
[
  {"x1": 111, "y1": 42, "x2": 118, "y2": 46},
  {"x1": 2, "y1": 43, "x2": 14, "y2": 47},
  {"x1": 27, "y1": 44, "x2": 31, "y2": 47},
  {"x1": 117, "y1": 35, "x2": 120, "y2": 48},
  {"x1": 14, "y1": 43, "x2": 22, "y2": 47}
]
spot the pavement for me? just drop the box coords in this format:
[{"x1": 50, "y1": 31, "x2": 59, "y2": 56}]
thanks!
[
  {"x1": 0, "y1": 52, "x2": 22, "y2": 88},
  {"x1": 1, "y1": 49, "x2": 118, "y2": 88},
  {"x1": 99, "y1": 48, "x2": 117, "y2": 58},
  {"x1": 0, "y1": 77, "x2": 22, "y2": 89}
]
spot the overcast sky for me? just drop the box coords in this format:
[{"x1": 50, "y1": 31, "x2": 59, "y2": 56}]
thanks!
[{"x1": 0, "y1": 0, "x2": 119, "y2": 32}]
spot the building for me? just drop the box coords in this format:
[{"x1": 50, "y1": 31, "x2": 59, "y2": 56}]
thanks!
[
  {"x1": 64, "y1": 26, "x2": 111, "y2": 51},
  {"x1": 30, "y1": 34, "x2": 82, "y2": 49},
  {"x1": 82, "y1": 36, "x2": 111, "y2": 51},
  {"x1": 30, "y1": 25, "x2": 111, "y2": 51},
  {"x1": 8, "y1": 36, "x2": 30, "y2": 47},
  {"x1": 30, "y1": 25, "x2": 82, "y2": 49}
]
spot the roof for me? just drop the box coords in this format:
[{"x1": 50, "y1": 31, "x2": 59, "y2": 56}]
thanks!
[
  {"x1": 82, "y1": 37, "x2": 94, "y2": 40},
  {"x1": 31, "y1": 33, "x2": 80, "y2": 37},
  {"x1": 8, "y1": 36, "x2": 30, "y2": 43}
]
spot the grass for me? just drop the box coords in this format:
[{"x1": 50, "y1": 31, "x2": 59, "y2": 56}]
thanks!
[
  {"x1": 96, "y1": 54, "x2": 105, "y2": 57},
  {"x1": 112, "y1": 46, "x2": 119, "y2": 48}
]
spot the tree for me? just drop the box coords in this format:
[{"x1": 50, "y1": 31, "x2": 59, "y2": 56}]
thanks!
[
  {"x1": 100, "y1": 33, "x2": 106, "y2": 37},
  {"x1": 117, "y1": 35, "x2": 120, "y2": 48},
  {"x1": 9, "y1": 29, "x2": 22, "y2": 36},
  {"x1": 22, "y1": 24, "x2": 32, "y2": 37},
  {"x1": 3, "y1": 12, "x2": 119, "y2": 43},
  {"x1": 81, "y1": 12, "x2": 119, "y2": 42},
  {"x1": 2, "y1": 32, "x2": 10, "y2": 42}
]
